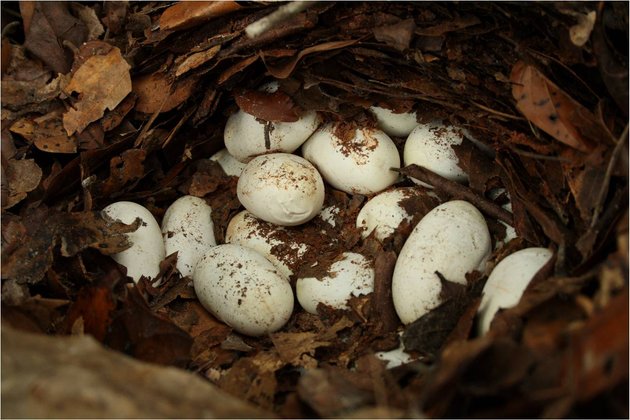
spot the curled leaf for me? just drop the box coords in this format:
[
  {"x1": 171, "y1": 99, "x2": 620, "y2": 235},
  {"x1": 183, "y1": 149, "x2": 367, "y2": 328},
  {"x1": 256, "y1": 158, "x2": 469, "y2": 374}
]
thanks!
[{"x1": 234, "y1": 89, "x2": 302, "y2": 122}]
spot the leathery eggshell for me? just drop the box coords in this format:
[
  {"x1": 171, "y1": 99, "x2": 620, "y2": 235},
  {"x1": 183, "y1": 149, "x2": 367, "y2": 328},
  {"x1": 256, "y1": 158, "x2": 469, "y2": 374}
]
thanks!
[
  {"x1": 392, "y1": 200, "x2": 491, "y2": 324},
  {"x1": 161, "y1": 195, "x2": 216, "y2": 277},
  {"x1": 356, "y1": 187, "x2": 422, "y2": 241},
  {"x1": 102, "y1": 201, "x2": 165, "y2": 283},
  {"x1": 477, "y1": 247, "x2": 553, "y2": 335},
  {"x1": 302, "y1": 123, "x2": 401, "y2": 195},
  {"x1": 224, "y1": 83, "x2": 321, "y2": 163},
  {"x1": 210, "y1": 148, "x2": 247, "y2": 177},
  {"x1": 193, "y1": 244, "x2": 294, "y2": 337},
  {"x1": 225, "y1": 210, "x2": 310, "y2": 278},
  {"x1": 296, "y1": 252, "x2": 374, "y2": 314},
  {"x1": 404, "y1": 122, "x2": 468, "y2": 186},
  {"x1": 370, "y1": 106, "x2": 419, "y2": 138},
  {"x1": 237, "y1": 153, "x2": 325, "y2": 226}
]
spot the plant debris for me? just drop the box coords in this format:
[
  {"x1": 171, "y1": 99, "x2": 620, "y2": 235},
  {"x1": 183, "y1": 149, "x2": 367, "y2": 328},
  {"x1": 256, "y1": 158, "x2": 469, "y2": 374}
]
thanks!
[{"x1": 1, "y1": 1, "x2": 627, "y2": 418}]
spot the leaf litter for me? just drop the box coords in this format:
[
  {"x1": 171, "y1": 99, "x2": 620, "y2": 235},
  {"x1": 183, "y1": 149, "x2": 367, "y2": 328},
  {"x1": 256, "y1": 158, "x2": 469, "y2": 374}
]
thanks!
[{"x1": 1, "y1": 1, "x2": 628, "y2": 418}]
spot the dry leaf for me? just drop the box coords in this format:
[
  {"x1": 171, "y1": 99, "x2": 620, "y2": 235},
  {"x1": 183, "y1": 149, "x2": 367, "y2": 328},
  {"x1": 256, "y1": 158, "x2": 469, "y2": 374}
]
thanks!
[
  {"x1": 133, "y1": 73, "x2": 198, "y2": 114},
  {"x1": 175, "y1": 45, "x2": 221, "y2": 77},
  {"x1": 11, "y1": 109, "x2": 77, "y2": 153},
  {"x1": 1, "y1": 158, "x2": 42, "y2": 209},
  {"x1": 159, "y1": 1, "x2": 242, "y2": 32},
  {"x1": 511, "y1": 61, "x2": 595, "y2": 151},
  {"x1": 234, "y1": 89, "x2": 302, "y2": 122},
  {"x1": 263, "y1": 40, "x2": 359, "y2": 79},
  {"x1": 63, "y1": 46, "x2": 132, "y2": 135}
]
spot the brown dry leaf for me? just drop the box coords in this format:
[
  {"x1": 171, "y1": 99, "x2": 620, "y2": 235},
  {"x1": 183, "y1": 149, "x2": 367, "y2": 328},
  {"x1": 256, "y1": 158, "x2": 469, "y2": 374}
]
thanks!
[
  {"x1": 373, "y1": 18, "x2": 416, "y2": 51},
  {"x1": 234, "y1": 89, "x2": 302, "y2": 122},
  {"x1": 1, "y1": 38, "x2": 12, "y2": 74},
  {"x1": 564, "y1": 164, "x2": 607, "y2": 222},
  {"x1": 70, "y1": 3, "x2": 105, "y2": 41},
  {"x1": 511, "y1": 61, "x2": 596, "y2": 151},
  {"x1": 216, "y1": 55, "x2": 260, "y2": 86},
  {"x1": 23, "y1": 2, "x2": 88, "y2": 74},
  {"x1": 1, "y1": 210, "x2": 138, "y2": 284},
  {"x1": 10, "y1": 110, "x2": 77, "y2": 153},
  {"x1": 95, "y1": 149, "x2": 147, "y2": 199},
  {"x1": 1, "y1": 158, "x2": 42, "y2": 209},
  {"x1": 19, "y1": 1, "x2": 35, "y2": 34},
  {"x1": 133, "y1": 73, "x2": 198, "y2": 114},
  {"x1": 175, "y1": 45, "x2": 221, "y2": 77},
  {"x1": 159, "y1": 1, "x2": 242, "y2": 32},
  {"x1": 271, "y1": 331, "x2": 331, "y2": 367},
  {"x1": 63, "y1": 46, "x2": 132, "y2": 135},
  {"x1": 102, "y1": 1, "x2": 128, "y2": 35},
  {"x1": 263, "y1": 39, "x2": 359, "y2": 79},
  {"x1": 64, "y1": 285, "x2": 116, "y2": 341}
]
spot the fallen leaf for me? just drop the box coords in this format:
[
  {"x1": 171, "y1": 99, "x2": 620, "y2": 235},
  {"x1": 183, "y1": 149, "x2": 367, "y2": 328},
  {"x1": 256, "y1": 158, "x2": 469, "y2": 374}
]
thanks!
[
  {"x1": 1, "y1": 157, "x2": 42, "y2": 209},
  {"x1": 373, "y1": 18, "x2": 416, "y2": 51},
  {"x1": 216, "y1": 55, "x2": 260, "y2": 86},
  {"x1": 63, "y1": 44, "x2": 132, "y2": 135},
  {"x1": 70, "y1": 3, "x2": 105, "y2": 41},
  {"x1": 263, "y1": 39, "x2": 359, "y2": 79},
  {"x1": 1, "y1": 38, "x2": 12, "y2": 74},
  {"x1": 133, "y1": 73, "x2": 198, "y2": 114},
  {"x1": 511, "y1": 61, "x2": 596, "y2": 151},
  {"x1": 102, "y1": 1, "x2": 128, "y2": 35},
  {"x1": 159, "y1": 1, "x2": 242, "y2": 32},
  {"x1": 23, "y1": 2, "x2": 88, "y2": 74},
  {"x1": 271, "y1": 331, "x2": 332, "y2": 367},
  {"x1": 11, "y1": 109, "x2": 77, "y2": 153},
  {"x1": 64, "y1": 285, "x2": 116, "y2": 341},
  {"x1": 234, "y1": 89, "x2": 302, "y2": 122},
  {"x1": 175, "y1": 45, "x2": 221, "y2": 77}
]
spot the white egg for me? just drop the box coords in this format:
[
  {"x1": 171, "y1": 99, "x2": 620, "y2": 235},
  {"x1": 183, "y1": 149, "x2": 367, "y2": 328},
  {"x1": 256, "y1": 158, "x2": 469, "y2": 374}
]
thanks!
[
  {"x1": 102, "y1": 201, "x2": 165, "y2": 283},
  {"x1": 356, "y1": 187, "x2": 421, "y2": 241},
  {"x1": 224, "y1": 82, "x2": 321, "y2": 163},
  {"x1": 161, "y1": 195, "x2": 216, "y2": 277},
  {"x1": 302, "y1": 123, "x2": 401, "y2": 195},
  {"x1": 237, "y1": 153, "x2": 325, "y2": 226},
  {"x1": 478, "y1": 247, "x2": 553, "y2": 335},
  {"x1": 392, "y1": 200, "x2": 491, "y2": 324},
  {"x1": 209, "y1": 148, "x2": 247, "y2": 177},
  {"x1": 296, "y1": 252, "x2": 374, "y2": 314},
  {"x1": 225, "y1": 210, "x2": 310, "y2": 278},
  {"x1": 370, "y1": 106, "x2": 419, "y2": 137},
  {"x1": 488, "y1": 188, "x2": 518, "y2": 248},
  {"x1": 193, "y1": 244, "x2": 294, "y2": 337},
  {"x1": 404, "y1": 121, "x2": 468, "y2": 187}
]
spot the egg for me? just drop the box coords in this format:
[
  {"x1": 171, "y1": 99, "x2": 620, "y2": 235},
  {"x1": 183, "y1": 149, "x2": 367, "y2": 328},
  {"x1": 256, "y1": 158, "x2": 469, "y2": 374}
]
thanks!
[
  {"x1": 302, "y1": 123, "x2": 401, "y2": 195},
  {"x1": 370, "y1": 106, "x2": 419, "y2": 137},
  {"x1": 102, "y1": 201, "x2": 165, "y2": 283},
  {"x1": 224, "y1": 82, "x2": 321, "y2": 163},
  {"x1": 225, "y1": 210, "x2": 310, "y2": 278},
  {"x1": 296, "y1": 252, "x2": 374, "y2": 314},
  {"x1": 209, "y1": 148, "x2": 247, "y2": 177},
  {"x1": 392, "y1": 200, "x2": 491, "y2": 324},
  {"x1": 161, "y1": 195, "x2": 216, "y2": 277},
  {"x1": 193, "y1": 244, "x2": 294, "y2": 337},
  {"x1": 477, "y1": 247, "x2": 553, "y2": 335},
  {"x1": 404, "y1": 121, "x2": 468, "y2": 187},
  {"x1": 237, "y1": 153, "x2": 325, "y2": 226},
  {"x1": 356, "y1": 187, "x2": 422, "y2": 241}
]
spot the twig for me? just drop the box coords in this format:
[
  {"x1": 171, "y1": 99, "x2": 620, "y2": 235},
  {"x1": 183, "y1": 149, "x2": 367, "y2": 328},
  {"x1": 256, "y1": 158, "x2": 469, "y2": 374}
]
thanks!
[
  {"x1": 508, "y1": 145, "x2": 572, "y2": 162},
  {"x1": 245, "y1": 1, "x2": 317, "y2": 39},
  {"x1": 470, "y1": 100, "x2": 525, "y2": 121},
  {"x1": 397, "y1": 164, "x2": 514, "y2": 226},
  {"x1": 590, "y1": 123, "x2": 629, "y2": 228}
]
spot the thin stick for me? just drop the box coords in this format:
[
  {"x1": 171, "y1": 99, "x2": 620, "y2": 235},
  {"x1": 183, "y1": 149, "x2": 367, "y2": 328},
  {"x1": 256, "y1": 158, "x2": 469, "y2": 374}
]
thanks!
[
  {"x1": 245, "y1": 1, "x2": 317, "y2": 39},
  {"x1": 398, "y1": 164, "x2": 515, "y2": 225},
  {"x1": 590, "y1": 123, "x2": 629, "y2": 228},
  {"x1": 470, "y1": 100, "x2": 525, "y2": 121}
]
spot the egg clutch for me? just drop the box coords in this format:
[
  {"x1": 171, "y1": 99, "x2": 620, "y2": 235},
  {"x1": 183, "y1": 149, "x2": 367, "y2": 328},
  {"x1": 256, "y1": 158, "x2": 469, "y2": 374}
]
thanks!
[{"x1": 101, "y1": 81, "x2": 553, "y2": 356}]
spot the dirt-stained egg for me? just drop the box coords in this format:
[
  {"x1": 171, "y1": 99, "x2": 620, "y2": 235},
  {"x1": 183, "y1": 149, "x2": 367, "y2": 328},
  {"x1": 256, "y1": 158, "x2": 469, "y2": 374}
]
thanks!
[
  {"x1": 296, "y1": 252, "x2": 374, "y2": 314},
  {"x1": 210, "y1": 148, "x2": 247, "y2": 177},
  {"x1": 404, "y1": 122, "x2": 468, "y2": 187},
  {"x1": 478, "y1": 247, "x2": 553, "y2": 335},
  {"x1": 392, "y1": 200, "x2": 491, "y2": 324},
  {"x1": 224, "y1": 82, "x2": 321, "y2": 163},
  {"x1": 237, "y1": 153, "x2": 325, "y2": 226},
  {"x1": 193, "y1": 244, "x2": 294, "y2": 337},
  {"x1": 161, "y1": 195, "x2": 216, "y2": 277},
  {"x1": 302, "y1": 123, "x2": 401, "y2": 195},
  {"x1": 102, "y1": 201, "x2": 165, "y2": 283},
  {"x1": 225, "y1": 210, "x2": 310, "y2": 278},
  {"x1": 370, "y1": 106, "x2": 419, "y2": 138},
  {"x1": 356, "y1": 187, "x2": 422, "y2": 241}
]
